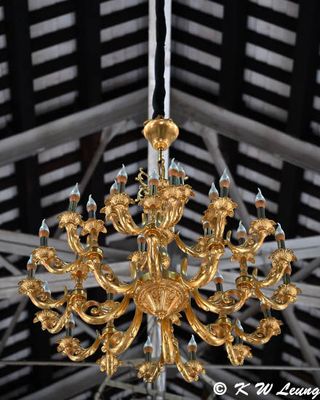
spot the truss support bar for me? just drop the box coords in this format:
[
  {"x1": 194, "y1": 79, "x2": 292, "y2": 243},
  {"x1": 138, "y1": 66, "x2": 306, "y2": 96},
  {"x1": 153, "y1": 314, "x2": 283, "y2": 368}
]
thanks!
[
  {"x1": 187, "y1": 120, "x2": 251, "y2": 227},
  {"x1": 283, "y1": 308, "x2": 320, "y2": 386},
  {"x1": 0, "y1": 229, "x2": 129, "y2": 261},
  {"x1": 79, "y1": 120, "x2": 133, "y2": 195},
  {"x1": 172, "y1": 89, "x2": 320, "y2": 173},
  {"x1": 97, "y1": 378, "x2": 183, "y2": 400},
  {"x1": 0, "y1": 297, "x2": 28, "y2": 356},
  {"x1": 0, "y1": 90, "x2": 146, "y2": 167},
  {"x1": 0, "y1": 254, "x2": 20, "y2": 276}
]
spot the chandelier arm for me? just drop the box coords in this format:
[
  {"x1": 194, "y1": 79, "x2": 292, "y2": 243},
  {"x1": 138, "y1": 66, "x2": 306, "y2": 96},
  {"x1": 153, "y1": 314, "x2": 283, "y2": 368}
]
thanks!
[
  {"x1": 137, "y1": 359, "x2": 164, "y2": 383},
  {"x1": 18, "y1": 278, "x2": 69, "y2": 310},
  {"x1": 65, "y1": 225, "x2": 86, "y2": 255},
  {"x1": 97, "y1": 352, "x2": 123, "y2": 378},
  {"x1": 226, "y1": 231, "x2": 269, "y2": 261},
  {"x1": 91, "y1": 262, "x2": 136, "y2": 295},
  {"x1": 161, "y1": 201, "x2": 184, "y2": 229},
  {"x1": 161, "y1": 318, "x2": 176, "y2": 364},
  {"x1": 74, "y1": 296, "x2": 131, "y2": 325},
  {"x1": 174, "y1": 234, "x2": 208, "y2": 258},
  {"x1": 34, "y1": 306, "x2": 72, "y2": 334},
  {"x1": 225, "y1": 340, "x2": 252, "y2": 366},
  {"x1": 254, "y1": 285, "x2": 300, "y2": 310},
  {"x1": 160, "y1": 316, "x2": 205, "y2": 382},
  {"x1": 57, "y1": 334, "x2": 101, "y2": 362},
  {"x1": 214, "y1": 214, "x2": 228, "y2": 241},
  {"x1": 234, "y1": 317, "x2": 283, "y2": 346},
  {"x1": 181, "y1": 253, "x2": 223, "y2": 290},
  {"x1": 160, "y1": 202, "x2": 174, "y2": 228},
  {"x1": 38, "y1": 258, "x2": 73, "y2": 274},
  {"x1": 193, "y1": 288, "x2": 250, "y2": 314},
  {"x1": 252, "y1": 264, "x2": 288, "y2": 288},
  {"x1": 32, "y1": 247, "x2": 73, "y2": 274},
  {"x1": 28, "y1": 288, "x2": 69, "y2": 310},
  {"x1": 19, "y1": 278, "x2": 69, "y2": 310},
  {"x1": 103, "y1": 193, "x2": 142, "y2": 235},
  {"x1": 107, "y1": 307, "x2": 143, "y2": 355},
  {"x1": 109, "y1": 212, "x2": 141, "y2": 235},
  {"x1": 184, "y1": 304, "x2": 227, "y2": 346},
  {"x1": 175, "y1": 358, "x2": 195, "y2": 383},
  {"x1": 252, "y1": 248, "x2": 297, "y2": 288}
]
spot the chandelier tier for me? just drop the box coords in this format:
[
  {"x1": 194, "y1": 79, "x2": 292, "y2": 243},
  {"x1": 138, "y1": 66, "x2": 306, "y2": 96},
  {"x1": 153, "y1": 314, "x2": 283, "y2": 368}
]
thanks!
[{"x1": 18, "y1": 117, "x2": 301, "y2": 383}]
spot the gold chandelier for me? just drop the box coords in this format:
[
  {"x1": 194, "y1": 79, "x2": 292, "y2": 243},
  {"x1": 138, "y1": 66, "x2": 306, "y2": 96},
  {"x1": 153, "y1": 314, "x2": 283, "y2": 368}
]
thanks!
[{"x1": 18, "y1": 117, "x2": 301, "y2": 383}]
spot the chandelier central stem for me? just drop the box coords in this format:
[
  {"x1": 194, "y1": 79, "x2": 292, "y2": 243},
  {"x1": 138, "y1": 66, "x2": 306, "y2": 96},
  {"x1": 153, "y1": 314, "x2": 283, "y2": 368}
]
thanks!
[{"x1": 158, "y1": 149, "x2": 165, "y2": 179}]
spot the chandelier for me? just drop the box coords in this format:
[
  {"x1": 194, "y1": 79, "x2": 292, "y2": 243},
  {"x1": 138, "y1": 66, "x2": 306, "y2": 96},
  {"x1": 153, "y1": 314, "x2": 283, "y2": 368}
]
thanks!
[
  {"x1": 17, "y1": 0, "x2": 301, "y2": 385},
  {"x1": 18, "y1": 116, "x2": 301, "y2": 382}
]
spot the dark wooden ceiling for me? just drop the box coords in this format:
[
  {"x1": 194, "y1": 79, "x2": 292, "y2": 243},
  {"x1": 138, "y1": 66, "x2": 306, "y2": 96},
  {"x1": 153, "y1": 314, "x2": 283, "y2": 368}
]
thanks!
[{"x1": 0, "y1": 0, "x2": 320, "y2": 399}]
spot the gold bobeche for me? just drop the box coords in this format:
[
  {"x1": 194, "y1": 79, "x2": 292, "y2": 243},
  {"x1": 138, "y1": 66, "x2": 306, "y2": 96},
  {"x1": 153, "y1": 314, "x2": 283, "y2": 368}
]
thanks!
[{"x1": 18, "y1": 118, "x2": 300, "y2": 383}]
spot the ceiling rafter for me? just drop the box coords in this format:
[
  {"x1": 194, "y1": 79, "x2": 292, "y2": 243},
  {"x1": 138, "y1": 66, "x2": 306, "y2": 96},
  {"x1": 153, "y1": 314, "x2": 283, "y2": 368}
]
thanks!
[
  {"x1": 279, "y1": 0, "x2": 320, "y2": 237},
  {"x1": 3, "y1": 0, "x2": 53, "y2": 392},
  {"x1": 171, "y1": 89, "x2": 320, "y2": 172},
  {"x1": 0, "y1": 0, "x2": 319, "y2": 396},
  {"x1": 75, "y1": 0, "x2": 105, "y2": 212}
]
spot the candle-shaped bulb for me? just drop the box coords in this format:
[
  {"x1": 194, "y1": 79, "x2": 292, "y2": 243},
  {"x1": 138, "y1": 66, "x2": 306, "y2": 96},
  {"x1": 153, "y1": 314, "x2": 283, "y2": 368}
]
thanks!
[
  {"x1": 86, "y1": 195, "x2": 97, "y2": 213},
  {"x1": 214, "y1": 270, "x2": 224, "y2": 292},
  {"x1": 137, "y1": 234, "x2": 146, "y2": 251},
  {"x1": 275, "y1": 223, "x2": 285, "y2": 241},
  {"x1": 39, "y1": 219, "x2": 49, "y2": 246},
  {"x1": 39, "y1": 219, "x2": 50, "y2": 246},
  {"x1": 143, "y1": 336, "x2": 153, "y2": 353},
  {"x1": 169, "y1": 158, "x2": 178, "y2": 171},
  {"x1": 110, "y1": 180, "x2": 118, "y2": 195},
  {"x1": 255, "y1": 188, "x2": 266, "y2": 218},
  {"x1": 214, "y1": 270, "x2": 224, "y2": 283},
  {"x1": 237, "y1": 221, "x2": 247, "y2": 240},
  {"x1": 188, "y1": 334, "x2": 197, "y2": 352},
  {"x1": 168, "y1": 158, "x2": 179, "y2": 185},
  {"x1": 235, "y1": 319, "x2": 244, "y2": 331},
  {"x1": 149, "y1": 169, "x2": 159, "y2": 183},
  {"x1": 209, "y1": 182, "x2": 219, "y2": 201},
  {"x1": 255, "y1": 188, "x2": 266, "y2": 207},
  {"x1": 116, "y1": 164, "x2": 128, "y2": 193},
  {"x1": 203, "y1": 220, "x2": 211, "y2": 236},
  {"x1": 219, "y1": 168, "x2": 230, "y2": 196},
  {"x1": 149, "y1": 169, "x2": 159, "y2": 195},
  {"x1": 69, "y1": 183, "x2": 80, "y2": 202},
  {"x1": 116, "y1": 164, "x2": 128, "y2": 182},
  {"x1": 260, "y1": 301, "x2": 272, "y2": 318},
  {"x1": 27, "y1": 254, "x2": 36, "y2": 278},
  {"x1": 177, "y1": 162, "x2": 186, "y2": 184},
  {"x1": 67, "y1": 313, "x2": 76, "y2": 329},
  {"x1": 65, "y1": 313, "x2": 76, "y2": 336},
  {"x1": 68, "y1": 183, "x2": 80, "y2": 211},
  {"x1": 42, "y1": 280, "x2": 51, "y2": 294},
  {"x1": 39, "y1": 219, "x2": 49, "y2": 236},
  {"x1": 219, "y1": 168, "x2": 230, "y2": 185}
]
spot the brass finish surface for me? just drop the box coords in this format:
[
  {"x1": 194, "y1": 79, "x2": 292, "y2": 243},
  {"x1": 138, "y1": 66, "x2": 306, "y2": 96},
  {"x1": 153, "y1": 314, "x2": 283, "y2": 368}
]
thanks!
[{"x1": 143, "y1": 117, "x2": 179, "y2": 150}]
